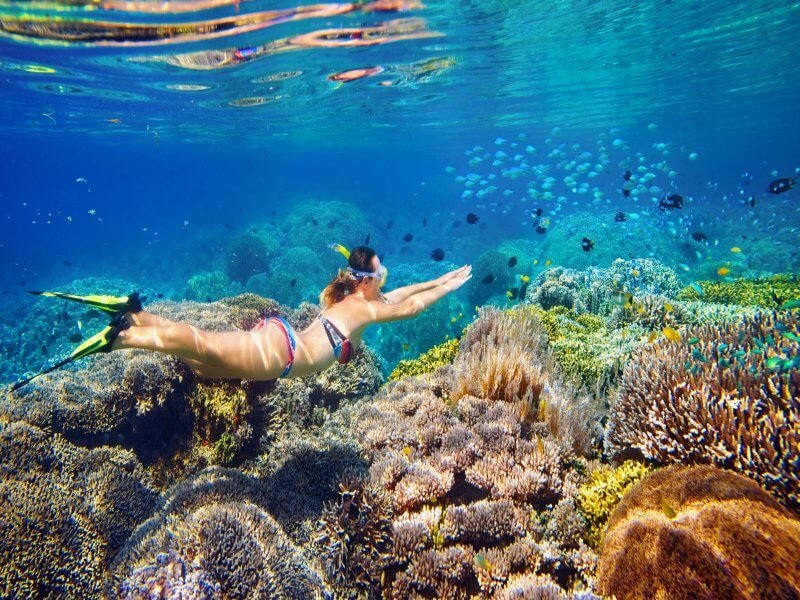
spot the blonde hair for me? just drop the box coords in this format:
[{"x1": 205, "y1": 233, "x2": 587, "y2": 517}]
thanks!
[{"x1": 319, "y1": 269, "x2": 359, "y2": 308}]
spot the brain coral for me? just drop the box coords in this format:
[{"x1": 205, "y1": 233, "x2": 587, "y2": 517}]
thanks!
[
  {"x1": 0, "y1": 421, "x2": 158, "y2": 598},
  {"x1": 597, "y1": 465, "x2": 800, "y2": 599},
  {"x1": 605, "y1": 311, "x2": 800, "y2": 511},
  {"x1": 110, "y1": 467, "x2": 324, "y2": 599}
]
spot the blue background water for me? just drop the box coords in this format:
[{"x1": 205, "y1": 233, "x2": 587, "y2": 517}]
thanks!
[{"x1": 1, "y1": 0, "x2": 799, "y2": 378}]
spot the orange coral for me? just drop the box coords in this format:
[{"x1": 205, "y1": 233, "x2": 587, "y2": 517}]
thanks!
[{"x1": 597, "y1": 465, "x2": 800, "y2": 599}]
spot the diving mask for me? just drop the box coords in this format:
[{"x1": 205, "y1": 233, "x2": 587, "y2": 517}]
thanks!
[{"x1": 347, "y1": 265, "x2": 388, "y2": 287}]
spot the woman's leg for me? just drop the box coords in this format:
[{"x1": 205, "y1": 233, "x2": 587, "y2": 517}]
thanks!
[{"x1": 113, "y1": 312, "x2": 288, "y2": 380}]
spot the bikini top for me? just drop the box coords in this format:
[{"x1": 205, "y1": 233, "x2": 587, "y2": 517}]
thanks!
[{"x1": 319, "y1": 314, "x2": 353, "y2": 364}]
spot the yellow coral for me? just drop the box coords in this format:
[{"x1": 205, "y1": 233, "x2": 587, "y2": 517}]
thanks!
[
  {"x1": 389, "y1": 338, "x2": 460, "y2": 382},
  {"x1": 191, "y1": 382, "x2": 250, "y2": 427},
  {"x1": 676, "y1": 274, "x2": 800, "y2": 308},
  {"x1": 577, "y1": 460, "x2": 653, "y2": 548}
]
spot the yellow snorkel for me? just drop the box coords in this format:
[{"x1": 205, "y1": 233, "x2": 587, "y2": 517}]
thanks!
[{"x1": 329, "y1": 243, "x2": 351, "y2": 260}]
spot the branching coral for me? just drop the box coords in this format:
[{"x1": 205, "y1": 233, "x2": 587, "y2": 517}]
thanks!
[
  {"x1": 110, "y1": 467, "x2": 324, "y2": 599},
  {"x1": 676, "y1": 273, "x2": 800, "y2": 308},
  {"x1": 596, "y1": 465, "x2": 800, "y2": 599},
  {"x1": 606, "y1": 311, "x2": 800, "y2": 511},
  {"x1": 0, "y1": 422, "x2": 158, "y2": 598},
  {"x1": 389, "y1": 338, "x2": 460, "y2": 382},
  {"x1": 576, "y1": 461, "x2": 653, "y2": 548}
]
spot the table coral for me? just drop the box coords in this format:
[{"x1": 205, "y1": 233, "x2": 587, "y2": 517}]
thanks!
[
  {"x1": 596, "y1": 465, "x2": 800, "y2": 599},
  {"x1": 606, "y1": 310, "x2": 800, "y2": 511}
]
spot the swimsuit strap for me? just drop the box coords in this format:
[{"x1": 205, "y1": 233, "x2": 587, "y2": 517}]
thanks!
[
  {"x1": 319, "y1": 314, "x2": 352, "y2": 364},
  {"x1": 269, "y1": 316, "x2": 296, "y2": 378}
]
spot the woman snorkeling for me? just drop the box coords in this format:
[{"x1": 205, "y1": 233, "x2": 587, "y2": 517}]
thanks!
[{"x1": 9, "y1": 246, "x2": 471, "y2": 390}]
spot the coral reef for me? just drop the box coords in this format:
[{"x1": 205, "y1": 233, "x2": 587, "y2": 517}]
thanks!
[
  {"x1": 225, "y1": 232, "x2": 270, "y2": 284},
  {"x1": 606, "y1": 310, "x2": 800, "y2": 511},
  {"x1": 262, "y1": 245, "x2": 327, "y2": 308},
  {"x1": 389, "y1": 338, "x2": 460, "y2": 382},
  {"x1": 576, "y1": 461, "x2": 653, "y2": 548},
  {"x1": 184, "y1": 270, "x2": 241, "y2": 302},
  {"x1": 469, "y1": 249, "x2": 516, "y2": 307},
  {"x1": 109, "y1": 467, "x2": 325, "y2": 599},
  {"x1": 597, "y1": 465, "x2": 800, "y2": 599},
  {"x1": 317, "y1": 307, "x2": 607, "y2": 597},
  {"x1": 676, "y1": 273, "x2": 800, "y2": 308},
  {"x1": 0, "y1": 421, "x2": 158, "y2": 598}
]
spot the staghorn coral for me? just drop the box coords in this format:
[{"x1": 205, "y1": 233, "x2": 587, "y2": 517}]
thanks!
[
  {"x1": 0, "y1": 421, "x2": 158, "y2": 598},
  {"x1": 109, "y1": 467, "x2": 324, "y2": 599},
  {"x1": 576, "y1": 461, "x2": 653, "y2": 549},
  {"x1": 388, "y1": 338, "x2": 460, "y2": 382},
  {"x1": 676, "y1": 273, "x2": 800, "y2": 308},
  {"x1": 606, "y1": 310, "x2": 800, "y2": 511},
  {"x1": 596, "y1": 465, "x2": 800, "y2": 599}
]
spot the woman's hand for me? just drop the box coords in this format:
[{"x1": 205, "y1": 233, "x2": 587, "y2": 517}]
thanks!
[
  {"x1": 441, "y1": 265, "x2": 472, "y2": 291},
  {"x1": 435, "y1": 265, "x2": 471, "y2": 287}
]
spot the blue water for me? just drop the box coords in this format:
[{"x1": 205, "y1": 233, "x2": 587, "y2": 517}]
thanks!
[{"x1": 1, "y1": 0, "x2": 799, "y2": 373}]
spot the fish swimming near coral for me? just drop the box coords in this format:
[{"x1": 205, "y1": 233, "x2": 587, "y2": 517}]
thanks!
[
  {"x1": 581, "y1": 237, "x2": 595, "y2": 252},
  {"x1": 430, "y1": 248, "x2": 445, "y2": 261},
  {"x1": 658, "y1": 193, "x2": 683, "y2": 211},
  {"x1": 508, "y1": 256, "x2": 517, "y2": 267},
  {"x1": 614, "y1": 211, "x2": 626, "y2": 222},
  {"x1": 466, "y1": 212, "x2": 479, "y2": 224},
  {"x1": 767, "y1": 176, "x2": 796, "y2": 195},
  {"x1": 662, "y1": 327, "x2": 681, "y2": 343}
]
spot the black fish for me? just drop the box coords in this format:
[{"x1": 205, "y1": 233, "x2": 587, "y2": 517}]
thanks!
[
  {"x1": 327, "y1": 219, "x2": 337, "y2": 229},
  {"x1": 311, "y1": 218, "x2": 319, "y2": 226},
  {"x1": 691, "y1": 231, "x2": 708, "y2": 242},
  {"x1": 364, "y1": 234, "x2": 371, "y2": 245},
  {"x1": 614, "y1": 211, "x2": 626, "y2": 222},
  {"x1": 519, "y1": 281, "x2": 528, "y2": 300},
  {"x1": 747, "y1": 195, "x2": 756, "y2": 208},
  {"x1": 156, "y1": 293, "x2": 164, "y2": 298},
  {"x1": 403, "y1": 233, "x2": 413, "y2": 242},
  {"x1": 466, "y1": 213, "x2": 479, "y2": 224},
  {"x1": 430, "y1": 248, "x2": 445, "y2": 261},
  {"x1": 290, "y1": 278, "x2": 297, "y2": 287},
  {"x1": 508, "y1": 256, "x2": 518, "y2": 267},
  {"x1": 69, "y1": 333, "x2": 83, "y2": 343},
  {"x1": 623, "y1": 170, "x2": 632, "y2": 181},
  {"x1": 84, "y1": 309, "x2": 101, "y2": 319},
  {"x1": 482, "y1": 274, "x2": 496, "y2": 284},
  {"x1": 508, "y1": 287, "x2": 519, "y2": 300},
  {"x1": 531, "y1": 208, "x2": 542, "y2": 218},
  {"x1": 622, "y1": 188, "x2": 631, "y2": 198},
  {"x1": 452, "y1": 220, "x2": 461, "y2": 228},
  {"x1": 767, "y1": 177, "x2": 796, "y2": 195},
  {"x1": 62, "y1": 260, "x2": 71, "y2": 267},
  {"x1": 658, "y1": 193, "x2": 683, "y2": 211},
  {"x1": 581, "y1": 237, "x2": 595, "y2": 252},
  {"x1": 535, "y1": 224, "x2": 547, "y2": 234},
  {"x1": 422, "y1": 217, "x2": 427, "y2": 227},
  {"x1": 386, "y1": 219, "x2": 395, "y2": 230}
]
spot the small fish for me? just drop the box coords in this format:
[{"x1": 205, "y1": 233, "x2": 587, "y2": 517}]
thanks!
[
  {"x1": 663, "y1": 302, "x2": 673, "y2": 313},
  {"x1": 622, "y1": 187, "x2": 631, "y2": 198},
  {"x1": 545, "y1": 259, "x2": 552, "y2": 266},
  {"x1": 364, "y1": 234, "x2": 371, "y2": 245},
  {"x1": 430, "y1": 248, "x2": 445, "y2": 261},
  {"x1": 402, "y1": 343, "x2": 410, "y2": 350},
  {"x1": 507, "y1": 288, "x2": 519, "y2": 300},
  {"x1": 730, "y1": 246, "x2": 741, "y2": 253},
  {"x1": 105, "y1": 118, "x2": 122, "y2": 124},
  {"x1": 614, "y1": 211, "x2": 627, "y2": 222},
  {"x1": 581, "y1": 237, "x2": 595, "y2": 252},
  {"x1": 781, "y1": 331, "x2": 800, "y2": 342},
  {"x1": 687, "y1": 337, "x2": 700, "y2": 345},
  {"x1": 474, "y1": 553, "x2": 493, "y2": 571},
  {"x1": 767, "y1": 177, "x2": 796, "y2": 195},
  {"x1": 156, "y1": 293, "x2": 164, "y2": 298},
  {"x1": 647, "y1": 330, "x2": 658, "y2": 343},
  {"x1": 691, "y1": 232, "x2": 708, "y2": 242},
  {"x1": 531, "y1": 208, "x2": 543, "y2": 218},
  {"x1": 717, "y1": 266, "x2": 730, "y2": 277},
  {"x1": 689, "y1": 282, "x2": 704, "y2": 295},
  {"x1": 84, "y1": 309, "x2": 101, "y2": 319},
  {"x1": 451, "y1": 315, "x2": 458, "y2": 322},
  {"x1": 631, "y1": 268, "x2": 640, "y2": 277},
  {"x1": 422, "y1": 217, "x2": 427, "y2": 227},
  {"x1": 610, "y1": 291, "x2": 633, "y2": 308},
  {"x1": 482, "y1": 274, "x2": 496, "y2": 284},
  {"x1": 781, "y1": 299, "x2": 800, "y2": 309},
  {"x1": 62, "y1": 260, "x2": 72, "y2": 267},
  {"x1": 692, "y1": 348, "x2": 709, "y2": 363},
  {"x1": 401, "y1": 446, "x2": 413, "y2": 457},
  {"x1": 386, "y1": 219, "x2": 394, "y2": 230},
  {"x1": 532, "y1": 259, "x2": 539, "y2": 266},
  {"x1": 402, "y1": 233, "x2": 413, "y2": 242},
  {"x1": 623, "y1": 170, "x2": 632, "y2": 181},
  {"x1": 658, "y1": 193, "x2": 683, "y2": 211},
  {"x1": 663, "y1": 327, "x2": 681, "y2": 343},
  {"x1": 661, "y1": 499, "x2": 677, "y2": 519},
  {"x1": 520, "y1": 275, "x2": 530, "y2": 283},
  {"x1": 290, "y1": 278, "x2": 297, "y2": 287},
  {"x1": 519, "y1": 282, "x2": 528, "y2": 299},
  {"x1": 765, "y1": 356, "x2": 783, "y2": 370},
  {"x1": 69, "y1": 333, "x2": 83, "y2": 343},
  {"x1": 508, "y1": 256, "x2": 518, "y2": 267},
  {"x1": 466, "y1": 212, "x2": 480, "y2": 224}
]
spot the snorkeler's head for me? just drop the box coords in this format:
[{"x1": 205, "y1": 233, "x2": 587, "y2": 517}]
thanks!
[{"x1": 320, "y1": 245, "x2": 386, "y2": 307}]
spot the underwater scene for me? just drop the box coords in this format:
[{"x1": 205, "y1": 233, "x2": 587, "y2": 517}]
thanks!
[{"x1": 1, "y1": 0, "x2": 800, "y2": 597}]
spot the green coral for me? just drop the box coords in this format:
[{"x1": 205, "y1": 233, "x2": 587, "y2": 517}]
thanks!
[
  {"x1": 388, "y1": 338, "x2": 460, "y2": 382},
  {"x1": 214, "y1": 432, "x2": 239, "y2": 464},
  {"x1": 676, "y1": 274, "x2": 800, "y2": 308},
  {"x1": 577, "y1": 460, "x2": 653, "y2": 549}
]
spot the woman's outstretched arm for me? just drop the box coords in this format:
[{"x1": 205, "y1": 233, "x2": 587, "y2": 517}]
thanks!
[
  {"x1": 368, "y1": 265, "x2": 471, "y2": 322},
  {"x1": 383, "y1": 266, "x2": 470, "y2": 303}
]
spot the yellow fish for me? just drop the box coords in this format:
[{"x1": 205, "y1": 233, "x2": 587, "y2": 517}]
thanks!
[
  {"x1": 664, "y1": 302, "x2": 673, "y2": 313},
  {"x1": 451, "y1": 316, "x2": 458, "y2": 323},
  {"x1": 545, "y1": 260, "x2": 552, "y2": 266},
  {"x1": 730, "y1": 246, "x2": 741, "y2": 253},
  {"x1": 401, "y1": 446, "x2": 413, "y2": 458},
  {"x1": 520, "y1": 275, "x2": 530, "y2": 283},
  {"x1": 631, "y1": 269, "x2": 640, "y2": 277},
  {"x1": 717, "y1": 266, "x2": 730, "y2": 276},
  {"x1": 647, "y1": 330, "x2": 658, "y2": 343},
  {"x1": 533, "y1": 259, "x2": 539, "y2": 266},
  {"x1": 474, "y1": 553, "x2": 493, "y2": 571},
  {"x1": 661, "y1": 499, "x2": 677, "y2": 519},
  {"x1": 505, "y1": 291, "x2": 513, "y2": 298},
  {"x1": 662, "y1": 327, "x2": 681, "y2": 343},
  {"x1": 402, "y1": 343, "x2": 410, "y2": 351},
  {"x1": 105, "y1": 118, "x2": 123, "y2": 124}
]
